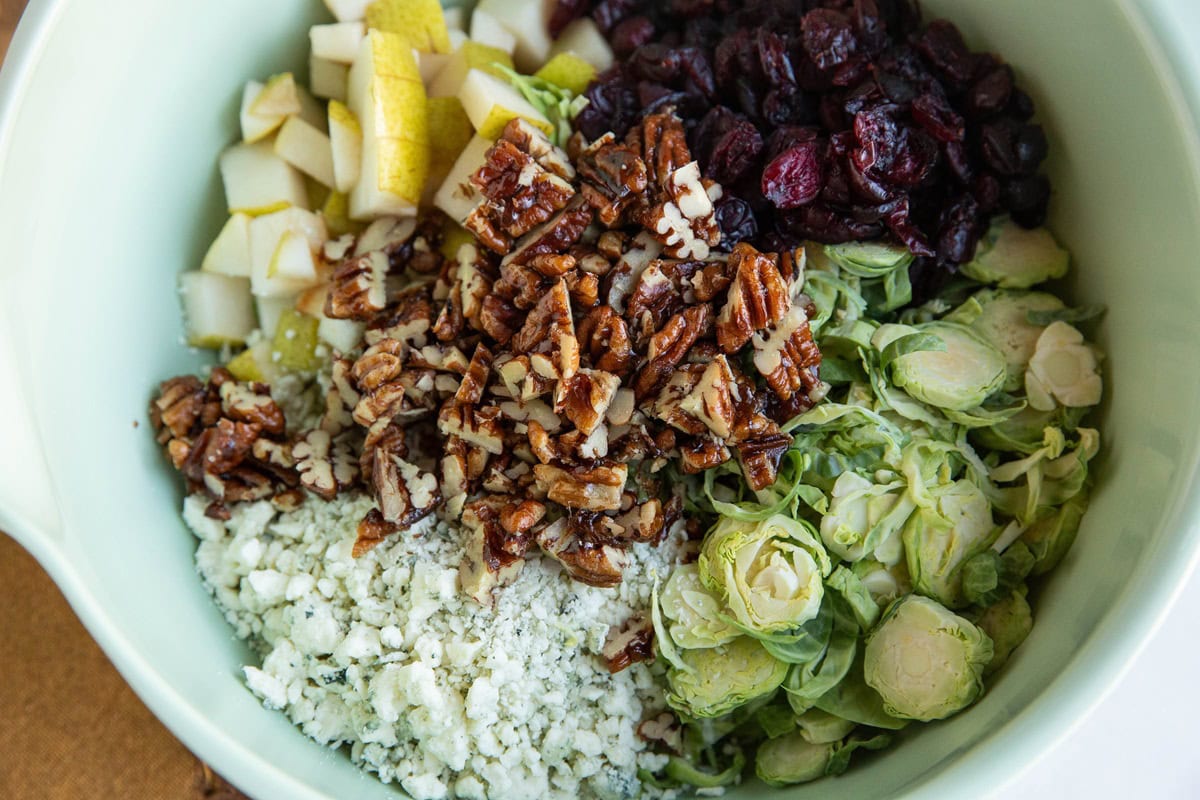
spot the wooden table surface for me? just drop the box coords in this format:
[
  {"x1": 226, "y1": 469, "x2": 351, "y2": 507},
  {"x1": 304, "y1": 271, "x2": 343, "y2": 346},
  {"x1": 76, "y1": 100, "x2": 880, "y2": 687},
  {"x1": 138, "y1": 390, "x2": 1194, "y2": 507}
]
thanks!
[{"x1": 0, "y1": 1, "x2": 246, "y2": 797}]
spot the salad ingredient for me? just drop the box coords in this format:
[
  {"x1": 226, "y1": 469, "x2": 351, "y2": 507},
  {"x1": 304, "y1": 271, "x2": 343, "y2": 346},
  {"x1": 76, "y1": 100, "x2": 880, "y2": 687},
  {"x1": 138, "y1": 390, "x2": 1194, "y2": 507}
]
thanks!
[
  {"x1": 469, "y1": 8, "x2": 518, "y2": 57},
  {"x1": 328, "y1": 100, "x2": 364, "y2": 193},
  {"x1": 310, "y1": 55, "x2": 350, "y2": 102},
  {"x1": 474, "y1": 0, "x2": 556, "y2": 73},
  {"x1": 365, "y1": 0, "x2": 452, "y2": 54},
  {"x1": 864, "y1": 595, "x2": 993, "y2": 721},
  {"x1": 309, "y1": 21, "x2": 366, "y2": 64},
  {"x1": 888, "y1": 322, "x2": 1006, "y2": 411},
  {"x1": 665, "y1": 636, "x2": 789, "y2": 719},
  {"x1": 201, "y1": 213, "x2": 253, "y2": 278},
  {"x1": 179, "y1": 271, "x2": 257, "y2": 349},
  {"x1": 547, "y1": 17, "x2": 614, "y2": 73},
  {"x1": 248, "y1": 207, "x2": 327, "y2": 297},
  {"x1": 427, "y1": 41, "x2": 515, "y2": 98},
  {"x1": 962, "y1": 216, "x2": 1070, "y2": 288},
  {"x1": 902, "y1": 479, "x2": 995, "y2": 609},
  {"x1": 457, "y1": 69, "x2": 555, "y2": 139},
  {"x1": 219, "y1": 141, "x2": 308, "y2": 216},
  {"x1": 274, "y1": 115, "x2": 338, "y2": 188},
  {"x1": 433, "y1": 133, "x2": 493, "y2": 224},
  {"x1": 947, "y1": 288, "x2": 1066, "y2": 391},
  {"x1": 1024, "y1": 322, "x2": 1103, "y2": 410},
  {"x1": 973, "y1": 589, "x2": 1034, "y2": 676},
  {"x1": 659, "y1": 564, "x2": 741, "y2": 650},
  {"x1": 534, "y1": 53, "x2": 597, "y2": 96}
]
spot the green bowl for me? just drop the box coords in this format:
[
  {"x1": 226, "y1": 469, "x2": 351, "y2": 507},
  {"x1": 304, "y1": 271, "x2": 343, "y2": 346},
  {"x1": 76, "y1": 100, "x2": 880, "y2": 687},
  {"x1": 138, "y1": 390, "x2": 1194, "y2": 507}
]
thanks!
[{"x1": 2, "y1": 1, "x2": 1199, "y2": 798}]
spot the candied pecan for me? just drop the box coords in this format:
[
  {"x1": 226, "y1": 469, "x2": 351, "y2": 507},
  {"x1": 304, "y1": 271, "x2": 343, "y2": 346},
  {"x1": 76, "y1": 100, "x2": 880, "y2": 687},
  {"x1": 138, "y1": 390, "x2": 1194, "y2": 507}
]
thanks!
[
  {"x1": 753, "y1": 306, "x2": 824, "y2": 405},
  {"x1": 438, "y1": 402, "x2": 505, "y2": 455},
  {"x1": 555, "y1": 368, "x2": 621, "y2": 436},
  {"x1": 216, "y1": 467, "x2": 277, "y2": 504},
  {"x1": 603, "y1": 231, "x2": 664, "y2": 313},
  {"x1": 605, "y1": 388, "x2": 636, "y2": 427},
  {"x1": 638, "y1": 112, "x2": 692, "y2": 188},
  {"x1": 633, "y1": 304, "x2": 711, "y2": 401},
  {"x1": 638, "y1": 713, "x2": 682, "y2": 752},
  {"x1": 565, "y1": 270, "x2": 600, "y2": 310},
  {"x1": 353, "y1": 381, "x2": 409, "y2": 427},
  {"x1": 432, "y1": 283, "x2": 465, "y2": 342},
  {"x1": 351, "y1": 339, "x2": 405, "y2": 392},
  {"x1": 578, "y1": 137, "x2": 649, "y2": 228},
  {"x1": 652, "y1": 356, "x2": 736, "y2": 439},
  {"x1": 352, "y1": 509, "x2": 401, "y2": 558},
  {"x1": 365, "y1": 286, "x2": 434, "y2": 346},
  {"x1": 526, "y1": 419, "x2": 559, "y2": 465},
  {"x1": 460, "y1": 499, "x2": 529, "y2": 605},
  {"x1": 716, "y1": 243, "x2": 792, "y2": 353},
  {"x1": 602, "y1": 615, "x2": 655, "y2": 673},
  {"x1": 625, "y1": 260, "x2": 686, "y2": 345},
  {"x1": 577, "y1": 305, "x2": 634, "y2": 376},
  {"x1": 596, "y1": 231, "x2": 628, "y2": 261},
  {"x1": 371, "y1": 448, "x2": 440, "y2": 527},
  {"x1": 635, "y1": 114, "x2": 722, "y2": 259},
  {"x1": 614, "y1": 498, "x2": 667, "y2": 544},
  {"x1": 498, "y1": 397, "x2": 562, "y2": 433},
  {"x1": 500, "y1": 118, "x2": 576, "y2": 180},
  {"x1": 326, "y1": 252, "x2": 389, "y2": 321},
  {"x1": 181, "y1": 419, "x2": 259, "y2": 484},
  {"x1": 465, "y1": 206, "x2": 512, "y2": 255},
  {"x1": 528, "y1": 253, "x2": 576, "y2": 277},
  {"x1": 455, "y1": 343, "x2": 493, "y2": 405},
  {"x1": 293, "y1": 429, "x2": 357, "y2": 501},
  {"x1": 479, "y1": 291, "x2": 525, "y2": 345},
  {"x1": 469, "y1": 138, "x2": 576, "y2": 246},
  {"x1": 503, "y1": 201, "x2": 595, "y2": 266},
  {"x1": 576, "y1": 249, "x2": 613, "y2": 277},
  {"x1": 150, "y1": 375, "x2": 208, "y2": 444},
  {"x1": 511, "y1": 279, "x2": 579, "y2": 381},
  {"x1": 498, "y1": 260, "x2": 550, "y2": 310},
  {"x1": 536, "y1": 517, "x2": 629, "y2": 587},
  {"x1": 691, "y1": 261, "x2": 733, "y2": 303},
  {"x1": 737, "y1": 433, "x2": 793, "y2": 492},
  {"x1": 533, "y1": 462, "x2": 628, "y2": 511},
  {"x1": 499, "y1": 499, "x2": 547, "y2": 536},
  {"x1": 679, "y1": 436, "x2": 732, "y2": 473}
]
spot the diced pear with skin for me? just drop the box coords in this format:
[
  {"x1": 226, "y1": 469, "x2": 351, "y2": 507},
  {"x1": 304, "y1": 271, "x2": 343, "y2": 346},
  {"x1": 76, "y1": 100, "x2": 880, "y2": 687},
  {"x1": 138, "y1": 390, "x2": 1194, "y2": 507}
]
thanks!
[
  {"x1": 240, "y1": 81, "x2": 284, "y2": 143},
  {"x1": 439, "y1": 221, "x2": 476, "y2": 261},
  {"x1": 249, "y1": 208, "x2": 327, "y2": 296},
  {"x1": 319, "y1": 316, "x2": 366, "y2": 354},
  {"x1": 275, "y1": 116, "x2": 337, "y2": 188},
  {"x1": 348, "y1": 31, "x2": 429, "y2": 219},
  {"x1": 310, "y1": 55, "x2": 349, "y2": 102},
  {"x1": 417, "y1": 51, "x2": 452, "y2": 87},
  {"x1": 470, "y1": 9, "x2": 517, "y2": 55},
  {"x1": 202, "y1": 213, "x2": 253, "y2": 277},
  {"x1": 428, "y1": 41, "x2": 514, "y2": 98},
  {"x1": 434, "y1": 134, "x2": 492, "y2": 224},
  {"x1": 328, "y1": 100, "x2": 363, "y2": 193},
  {"x1": 458, "y1": 69, "x2": 554, "y2": 140},
  {"x1": 180, "y1": 271, "x2": 257, "y2": 349},
  {"x1": 220, "y1": 141, "x2": 308, "y2": 216},
  {"x1": 534, "y1": 53, "x2": 597, "y2": 95},
  {"x1": 548, "y1": 17, "x2": 614, "y2": 72},
  {"x1": 366, "y1": 0, "x2": 451, "y2": 54},
  {"x1": 321, "y1": 190, "x2": 363, "y2": 237},
  {"x1": 226, "y1": 347, "x2": 267, "y2": 383},
  {"x1": 251, "y1": 73, "x2": 302, "y2": 117},
  {"x1": 474, "y1": 0, "x2": 555, "y2": 73},
  {"x1": 255, "y1": 295, "x2": 294, "y2": 339},
  {"x1": 310, "y1": 22, "x2": 365, "y2": 64},
  {"x1": 442, "y1": 6, "x2": 465, "y2": 31},
  {"x1": 272, "y1": 309, "x2": 324, "y2": 372},
  {"x1": 424, "y1": 96, "x2": 474, "y2": 205}
]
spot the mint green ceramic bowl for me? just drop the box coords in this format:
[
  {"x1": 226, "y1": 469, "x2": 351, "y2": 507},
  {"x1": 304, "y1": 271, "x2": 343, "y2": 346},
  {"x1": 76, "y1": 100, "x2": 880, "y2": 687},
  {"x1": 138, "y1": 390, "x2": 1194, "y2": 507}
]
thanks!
[{"x1": 2, "y1": 1, "x2": 1199, "y2": 798}]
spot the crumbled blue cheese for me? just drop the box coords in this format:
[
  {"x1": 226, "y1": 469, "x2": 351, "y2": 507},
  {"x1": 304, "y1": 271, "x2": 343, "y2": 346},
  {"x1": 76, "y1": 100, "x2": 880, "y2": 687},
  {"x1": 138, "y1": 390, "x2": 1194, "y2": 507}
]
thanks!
[{"x1": 187, "y1": 492, "x2": 680, "y2": 799}]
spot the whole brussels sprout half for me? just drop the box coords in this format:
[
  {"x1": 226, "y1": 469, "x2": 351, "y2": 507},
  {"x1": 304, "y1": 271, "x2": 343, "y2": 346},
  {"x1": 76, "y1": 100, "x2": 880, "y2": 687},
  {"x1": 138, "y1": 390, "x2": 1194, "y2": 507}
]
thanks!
[
  {"x1": 659, "y1": 563, "x2": 740, "y2": 649},
  {"x1": 888, "y1": 322, "x2": 1007, "y2": 411},
  {"x1": 666, "y1": 636, "x2": 789, "y2": 719},
  {"x1": 864, "y1": 595, "x2": 993, "y2": 721},
  {"x1": 947, "y1": 288, "x2": 1067, "y2": 392},
  {"x1": 903, "y1": 479, "x2": 996, "y2": 609},
  {"x1": 700, "y1": 515, "x2": 830, "y2": 636}
]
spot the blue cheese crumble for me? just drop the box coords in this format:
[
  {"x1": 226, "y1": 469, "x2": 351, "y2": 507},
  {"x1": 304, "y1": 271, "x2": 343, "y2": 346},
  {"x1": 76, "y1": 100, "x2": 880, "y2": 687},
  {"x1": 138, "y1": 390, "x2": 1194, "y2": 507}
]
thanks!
[{"x1": 187, "y1": 493, "x2": 680, "y2": 800}]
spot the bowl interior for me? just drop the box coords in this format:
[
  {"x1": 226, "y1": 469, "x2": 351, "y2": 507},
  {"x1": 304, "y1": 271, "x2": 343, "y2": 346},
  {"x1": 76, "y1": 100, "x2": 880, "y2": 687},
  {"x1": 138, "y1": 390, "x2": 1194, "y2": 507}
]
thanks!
[{"x1": 3, "y1": 0, "x2": 1199, "y2": 798}]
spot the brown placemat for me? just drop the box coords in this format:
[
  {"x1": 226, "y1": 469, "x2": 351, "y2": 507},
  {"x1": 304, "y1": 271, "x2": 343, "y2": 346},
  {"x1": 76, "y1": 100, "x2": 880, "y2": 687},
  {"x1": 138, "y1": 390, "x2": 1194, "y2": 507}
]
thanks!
[{"x1": 0, "y1": 1, "x2": 248, "y2": 797}]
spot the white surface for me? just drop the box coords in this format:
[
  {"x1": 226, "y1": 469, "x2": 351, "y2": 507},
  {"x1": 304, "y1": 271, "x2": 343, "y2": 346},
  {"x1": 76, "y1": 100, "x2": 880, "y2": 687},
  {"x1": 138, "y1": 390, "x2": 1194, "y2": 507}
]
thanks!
[{"x1": 1015, "y1": 568, "x2": 1200, "y2": 796}]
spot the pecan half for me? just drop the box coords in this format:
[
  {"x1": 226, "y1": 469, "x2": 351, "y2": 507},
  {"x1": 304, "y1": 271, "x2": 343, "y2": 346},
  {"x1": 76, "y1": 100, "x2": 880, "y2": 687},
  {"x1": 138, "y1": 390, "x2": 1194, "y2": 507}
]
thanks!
[
  {"x1": 737, "y1": 433, "x2": 793, "y2": 492},
  {"x1": 633, "y1": 304, "x2": 711, "y2": 401},
  {"x1": 326, "y1": 252, "x2": 389, "y2": 321},
  {"x1": 753, "y1": 306, "x2": 824, "y2": 405},
  {"x1": 716, "y1": 243, "x2": 792, "y2": 353}
]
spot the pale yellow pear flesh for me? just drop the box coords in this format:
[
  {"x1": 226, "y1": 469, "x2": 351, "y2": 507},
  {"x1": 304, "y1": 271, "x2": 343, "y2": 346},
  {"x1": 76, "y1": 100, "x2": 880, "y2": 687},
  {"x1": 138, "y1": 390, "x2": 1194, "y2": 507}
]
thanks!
[
  {"x1": 328, "y1": 100, "x2": 364, "y2": 194},
  {"x1": 220, "y1": 141, "x2": 309, "y2": 216},
  {"x1": 318, "y1": 316, "x2": 367, "y2": 354},
  {"x1": 310, "y1": 22, "x2": 366, "y2": 64},
  {"x1": 470, "y1": 9, "x2": 517, "y2": 56},
  {"x1": 323, "y1": 0, "x2": 372, "y2": 23},
  {"x1": 418, "y1": 51, "x2": 452, "y2": 88},
  {"x1": 548, "y1": 17, "x2": 614, "y2": 72},
  {"x1": 433, "y1": 133, "x2": 493, "y2": 225},
  {"x1": 251, "y1": 73, "x2": 303, "y2": 117},
  {"x1": 428, "y1": 40, "x2": 514, "y2": 99},
  {"x1": 202, "y1": 213, "x2": 253, "y2": 277},
  {"x1": 249, "y1": 208, "x2": 327, "y2": 297},
  {"x1": 255, "y1": 295, "x2": 294, "y2": 341},
  {"x1": 474, "y1": 0, "x2": 555, "y2": 73},
  {"x1": 534, "y1": 53, "x2": 597, "y2": 95},
  {"x1": 458, "y1": 69, "x2": 554, "y2": 140},
  {"x1": 180, "y1": 271, "x2": 257, "y2": 349},
  {"x1": 424, "y1": 96, "x2": 474, "y2": 205},
  {"x1": 310, "y1": 55, "x2": 350, "y2": 102},
  {"x1": 240, "y1": 81, "x2": 285, "y2": 143},
  {"x1": 275, "y1": 116, "x2": 337, "y2": 188}
]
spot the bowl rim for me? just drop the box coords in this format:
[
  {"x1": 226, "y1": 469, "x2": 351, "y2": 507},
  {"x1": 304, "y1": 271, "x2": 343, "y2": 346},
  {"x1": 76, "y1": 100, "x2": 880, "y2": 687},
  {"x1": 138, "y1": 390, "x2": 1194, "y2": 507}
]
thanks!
[{"x1": 2, "y1": 1, "x2": 1200, "y2": 798}]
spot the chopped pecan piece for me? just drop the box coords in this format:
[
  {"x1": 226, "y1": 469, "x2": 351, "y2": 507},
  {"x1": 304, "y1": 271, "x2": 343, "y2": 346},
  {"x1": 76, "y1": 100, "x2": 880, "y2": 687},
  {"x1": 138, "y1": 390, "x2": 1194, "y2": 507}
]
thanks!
[
  {"x1": 555, "y1": 368, "x2": 621, "y2": 435},
  {"x1": 625, "y1": 260, "x2": 686, "y2": 345},
  {"x1": 753, "y1": 306, "x2": 824, "y2": 405},
  {"x1": 467, "y1": 138, "x2": 576, "y2": 253},
  {"x1": 352, "y1": 509, "x2": 401, "y2": 558},
  {"x1": 602, "y1": 615, "x2": 655, "y2": 673},
  {"x1": 603, "y1": 231, "x2": 663, "y2": 313},
  {"x1": 679, "y1": 436, "x2": 732, "y2": 473},
  {"x1": 502, "y1": 200, "x2": 595, "y2": 266},
  {"x1": 498, "y1": 259, "x2": 550, "y2": 310},
  {"x1": 150, "y1": 375, "x2": 209, "y2": 444},
  {"x1": 455, "y1": 343, "x2": 493, "y2": 405},
  {"x1": 326, "y1": 252, "x2": 389, "y2": 321},
  {"x1": 511, "y1": 279, "x2": 579, "y2": 381},
  {"x1": 351, "y1": 339, "x2": 405, "y2": 392},
  {"x1": 638, "y1": 713, "x2": 683, "y2": 752},
  {"x1": 499, "y1": 499, "x2": 547, "y2": 536},
  {"x1": 438, "y1": 402, "x2": 505, "y2": 455},
  {"x1": 614, "y1": 498, "x2": 667, "y2": 544},
  {"x1": 565, "y1": 269, "x2": 600, "y2": 310},
  {"x1": 577, "y1": 305, "x2": 634, "y2": 376},
  {"x1": 371, "y1": 448, "x2": 440, "y2": 527},
  {"x1": 433, "y1": 282, "x2": 465, "y2": 342},
  {"x1": 533, "y1": 462, "x2": 628, "y2": 511},
  {"x1": 633, "y1": 304, "x2": 711, "y2": 401},
  {"x1": 460, "y1": 499, "x2": 529, "y2": 605},
  {"x1": 690, "y1": 260, "x2": 733, "y2": 303},
  {"x1": 365, "y1": 286, "x2": 435, "y2": 347},
  {"x1": 181, "y1": 418, "x2": 259, "y2": 483},
  {"x1": 577, "y1": 135, "x2": 649, "y2": 227},
  {"x1": 737, "y1": 433, "x2": 793, "y2": 492},
  {"x1": 652, "y1": 356, "x2": 736, "y2": 439},
  {"x1": 536, "y1": 517, "x2": 629, "y2": 587},
  {"x1": 716, "y1": 243, "x2": 792, "y2": 353},
  {"x1": 294, "y1": 429, "x2": 338, "y2": 501}
]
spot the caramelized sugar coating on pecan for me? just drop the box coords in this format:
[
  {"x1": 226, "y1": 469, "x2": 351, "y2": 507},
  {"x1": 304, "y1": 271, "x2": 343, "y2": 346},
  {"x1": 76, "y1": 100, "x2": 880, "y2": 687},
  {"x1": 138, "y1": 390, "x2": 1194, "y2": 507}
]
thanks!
[
  {"x1": 602, "y1": 615, "x2": 656, "y2": 673},
  {"x1": 716, "y1": 242, "x2": 792, "y2": 353}
]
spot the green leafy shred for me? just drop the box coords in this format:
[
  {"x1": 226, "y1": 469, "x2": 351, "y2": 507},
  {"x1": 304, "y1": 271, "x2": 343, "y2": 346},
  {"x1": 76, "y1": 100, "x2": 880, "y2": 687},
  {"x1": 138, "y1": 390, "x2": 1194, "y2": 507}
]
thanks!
[{"x1": 492, "y1": 64, "x2": 588, "y2": 147}]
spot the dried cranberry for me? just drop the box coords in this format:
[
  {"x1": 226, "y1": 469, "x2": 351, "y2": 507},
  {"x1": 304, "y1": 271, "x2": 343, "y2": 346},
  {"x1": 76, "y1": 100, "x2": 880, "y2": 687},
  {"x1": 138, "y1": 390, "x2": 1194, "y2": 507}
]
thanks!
[
  {"x1": 802, "y1": 9, "x2": 859, "y2": 71},
  {"x1": 915, "y1": 20, "x2": 977, "y2": 88},
  {"x1": 761, "y1": 86, "x2": 817, "y2": 127},
  {"x1": 550, "y1": 0, "x2": 591, "y2": 38},
  {"x1": 911, "y1": 92, "x2": 965, "y2": 143},
  {"x1": 1008, "y1": 88, "x2": 1037, "y2": 121},
  {"x1": 874, "y1": 69, "x2": 918, "y2": 104},
  {"x1": 673, "y1": 0, "x2": 715, "y2": 14},
  {"x1": 766, "y1": 126, "x2": 821, "y2": 161},
  {"x1": 705, "y1": 118, "x2": 765, "y2": 185},
  {"x1": 757, "y1": 29, "x2": 796, "y2": 87},
  {"x1": 936, "y1": 192, "x2": 982, "y2": 263},
  {"x1": 979, "y1": 118, "x2": 1046, "y2": 176},
  {"x1": 967, "y1": 64, "x2": 1014, "y2": 117},
  {"x1": 762, "y1": 141, "x2": 826, "y2": 209},
  {"x1": 1003, "y1": 175, "x2": 1051, "y2": 227},
  {"x1": 943, "y1": 140, "x2": 973, "y2": 184},
  {"x1": 852, "y1": 105, "x2": 937, "y2": 187},
  {"x1": 715, "y1": 196, "x2": 759, "y2": 244},
  {"x1": 612, "y1": 15, "x2": 657, "y2": 57},
  {"x1": 577, "y1": 78, "x2": 640, "y2": 140},
  {"x1": 779, "y1": 204, "x2": 884, "y2": 243},
  {"x1": 593, "y1": 0, "x2": 640, "y2": 34},
  {"x1": 883, "y1": 198, "x2": 935, "y2": 256}
]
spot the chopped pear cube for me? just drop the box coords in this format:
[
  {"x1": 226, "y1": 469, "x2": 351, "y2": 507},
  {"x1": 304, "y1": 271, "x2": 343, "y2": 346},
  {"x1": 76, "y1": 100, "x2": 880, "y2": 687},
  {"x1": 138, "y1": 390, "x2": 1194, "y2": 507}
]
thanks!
[
  {"x1": 180, "y1": 271, "x2": 257, "y2": 349},
  {"x1": 226, "y1": 347, "x2": 267, "y2": 383},
  {"x1": 255, "y1": 295, "x2": 294, "y2": 340},
  {"x1": 321, "y1": 190, "x2": 363, "y2": 236},
  {"x1": 275, "y1": 116, "x2": 337, "y2": 188},
  {"x1": 310, "y1": 55, "x2": 350, "y2": 102},
  {"x1": 251, "y1": 73, "x2": 303, "y2": 117},
  {"x1": 310, "y1": 22, "x2": 366, "y2": 64},
  {"x1": 448, "y1": 29, "x2": 469, "y2": 50},
  {"x1": 249, "y1": 208, "x2": 328, "y2": 296},
  {"x1": 473, "y1": 0, "x2": 555, "y2": 73},
  {"x1": 328, "y1": 100, "x2": 364, "y2": 193},
  {"x1": 458, "y1": 69, "x2": 553, "y2": 140},
  {"x1": 323, "y1": 0, "x2": 371, "y2": 23},
  {"x1": 220, "y1": 141, "x2": 309, "y2": 216},
  {"x1": 297, "y1": 85, "x2": 329, "y2": 133},
  {"x1": 439, "y1": 221, "x2": 476, "y2": 261},
  {"x1": 433, "y1": 133, "x2": 492, "y2": 224},
  {"x1": 272, "y1": 309, "x2": 324, "y2": 371},
  {"x1": 366, "y1": 0, "x2": 451, "y2": 54},
  {"x1": 348, "y1": 31, "x2": 429, "y2": 219},
  {"x1": 443, "y1": 6, "x2": 465, "y2": 31},
  {"x1": 318, "y1": 316, "x2": 366, "y2": 354},
  {"x1": 240, "y1": 81, "x2": 285, "y2": 143},
  {"x1": 548, "y1": 17, "x2": 614, "y2": 72},
  {"x1": 425, "y1": 96, "x2": 474, "y2": 205},
  {"x1": 202, "y1": 213, "x2": 253, "y2": 277},
  {"x1": 305, "y1": 175, "x2": 331, "y2": 211},
  {"x1": 417, "y1": 51, "x2": 452, "y2": 87},
  {"x1": 428, "y1": 40, "x2": 514, "y2": 98},
  {"x1": 470, "y1": 9, "x2": 517, "y2": 55},
  {"x1": 534, "y1": 53, "x2": 597, "y2": 95}
]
